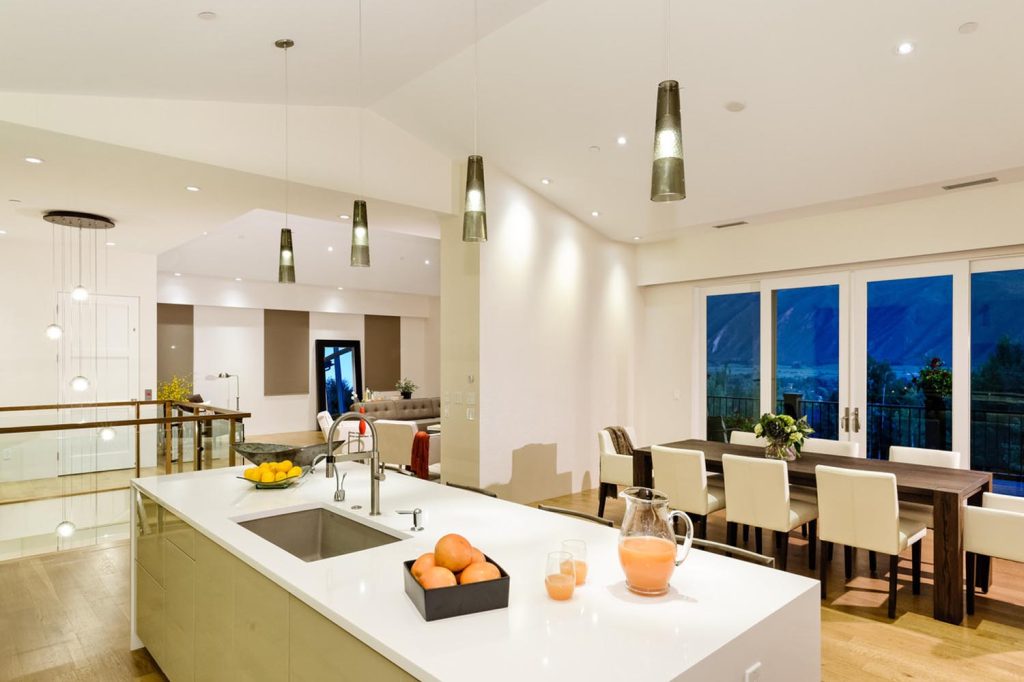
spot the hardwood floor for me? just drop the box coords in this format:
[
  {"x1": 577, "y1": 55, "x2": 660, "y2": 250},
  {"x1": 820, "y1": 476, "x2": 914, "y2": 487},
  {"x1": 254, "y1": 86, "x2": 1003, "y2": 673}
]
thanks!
[
  {"x1": 2, "y1": 479, "x2": 1020, "y2": 680},
  {"x1": 536, "y1": 488, "x2": 1024, "y2": 681}
]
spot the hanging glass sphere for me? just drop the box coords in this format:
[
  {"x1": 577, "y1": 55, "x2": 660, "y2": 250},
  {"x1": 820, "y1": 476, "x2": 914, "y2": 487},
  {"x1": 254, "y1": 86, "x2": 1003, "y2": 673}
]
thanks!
[
  {"x1": 45, "y1": 323, "x2": 63, "y2": 340},
  {"x1": 99, "y1": 427, "x2": 116, "y2": 441},
  {"x1": 69, "y1": 375, "x2": 91, "y2": 392},
  {"x1": 55, "y1": 520, "x2": 76, "y2": 538},
  {"x1": 71, "y1": 285, "x2": 89, "y2": 302}
]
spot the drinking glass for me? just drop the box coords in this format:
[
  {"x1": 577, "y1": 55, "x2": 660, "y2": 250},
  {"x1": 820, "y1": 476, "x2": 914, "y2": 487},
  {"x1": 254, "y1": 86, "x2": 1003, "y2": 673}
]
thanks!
[
  {"x1": 545, "y1": 551, "x2": 575, "y2": 601},
  {"x1": 561, "y1": 540, "x2": 588, "y2": 586}
]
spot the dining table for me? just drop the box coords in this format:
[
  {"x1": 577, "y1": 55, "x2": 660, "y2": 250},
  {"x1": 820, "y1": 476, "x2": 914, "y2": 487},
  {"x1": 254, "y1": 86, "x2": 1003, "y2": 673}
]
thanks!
[{"x1": 631, "y1": 438, "x2": 993, "y2": 625}]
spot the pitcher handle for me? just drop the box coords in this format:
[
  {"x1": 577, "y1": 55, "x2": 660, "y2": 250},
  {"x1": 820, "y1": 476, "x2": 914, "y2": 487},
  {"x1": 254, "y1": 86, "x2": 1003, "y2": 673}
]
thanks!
[{"x1": 668, "y1": 510, "x2": 694, "y2": 566}]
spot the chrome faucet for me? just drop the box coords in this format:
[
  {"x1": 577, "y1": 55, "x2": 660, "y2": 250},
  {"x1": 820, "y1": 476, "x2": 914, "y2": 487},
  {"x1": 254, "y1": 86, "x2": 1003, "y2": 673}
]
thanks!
[{"x1": 325, "y1": 412, "x2": 382, "y2": 516}]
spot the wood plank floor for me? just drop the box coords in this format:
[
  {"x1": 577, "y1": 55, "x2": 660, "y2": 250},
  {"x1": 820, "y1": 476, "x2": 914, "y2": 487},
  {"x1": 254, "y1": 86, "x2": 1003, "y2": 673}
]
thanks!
[
  {"x1": 536, "y1": 488, "x2": 1024, "y2": 681},
  {"x1": 2, "y1": 481, "x2": 1021, "y2": 680}
]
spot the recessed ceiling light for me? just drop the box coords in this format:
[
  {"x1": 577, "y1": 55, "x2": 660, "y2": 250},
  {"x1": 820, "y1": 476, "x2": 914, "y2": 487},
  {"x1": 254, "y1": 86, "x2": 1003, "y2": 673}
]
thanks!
[
  {"x1": 632, "y1": 236, "x2": 641, "y2": 241},
  {"x1": 541, "y1": 178, "x2": 551, "y2": 185},
  {"x1": 174, "y1": 272, "x2": 182, "y2": 277},
  {"x1": 724, "y1": 101, "x2": 746, "y2": 113},
  {"x1": 105, "y1": 241, "x2": 116, "y2": 246},
  {"x1": 202, "y1": 231, "x2": 208, "y2": 236},
  {"x1": 337, "y1": 286, "x2": 344, "y2": 291},
  {"x1": 339, "y1": 214, "x2": 350, "y2": 220},
  {"x1": 24, "y1": 156, "x2": 43, "y2": 164},
  {"x1": 234, "y1": 277, "x2": 242, "y2": 282},
  {"x1": 616, "y1": 136, "x2": 627, "y2": 145},
  {"x1": 185, "y1": 185, "x2": 201, "y2": 192},
  {"x1": 0, "y1": 230, "x2": 7, "y2": 235},
  {"x1": 327, "y1": 246, "x2": 334, "y2": 252},
  {"x1": 170, "y1": 345, "x2": 177, "y2": 350},
  {"x1": 958, "y1": 22, "x2": 979, "y2": 35},
  {"x1": 591, "y1": 211, "x2": 600, "y2": 217},
  {"x1": 197, "y1": 11, "x2": 217, "y2": 20},
  {"x1": 424, "y1": 259, "x2": 430, "y2": 265},
  {"x1": 896, "y1": 41, "x2": 915, "y2": 55}
]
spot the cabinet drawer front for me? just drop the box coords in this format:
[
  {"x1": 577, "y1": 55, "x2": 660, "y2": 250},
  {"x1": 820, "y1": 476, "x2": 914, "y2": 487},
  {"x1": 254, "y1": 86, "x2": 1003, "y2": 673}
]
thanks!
[
  {"x1": 195, "y1": 534, "x2": 237, "y2": 682},
  {"x1": 233, "y1": 560, "x2": 289, "y2": 681},
  {"x1": 136, "y1": 492, "x2": 164, "y2": 585},
  {"x1": 136, "y1": 561, "x2": 165, "y2": 666},
  {"x1": 163, "y1": 540, "x2": 196, "y2": 682},
  {"x1": 164, "y1": 507, "x2": 196, "y2": 559}
]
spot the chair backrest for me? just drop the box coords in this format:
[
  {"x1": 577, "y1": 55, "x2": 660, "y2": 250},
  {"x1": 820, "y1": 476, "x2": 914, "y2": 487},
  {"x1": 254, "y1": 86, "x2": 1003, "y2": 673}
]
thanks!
[
  {"x1": 984, "y1": 491, "x2": 1024, "y2": 514},
  {"x1": 889, "y1": 446, "x2": 960, "y2": 469},
  {"x1": 374, "y1": 420, "x2": 418, "y2": 466},
  {"x1": 721, "y1": 455, "x2": 791, "y2": 531},
  {"x1": 651, "y1": 446, "x2": 712, "y2": 515},
  {"x1": 537, "y1": 505, "x2": 613, "y2": 527},
  {"x1": 815, "y1": 465, "x2": 901, "y2": 555},
  {"x1": 685, "y1": 537, "x2": 775, "y2": 568},
  {"x1": 598, "y1": 426, "x2": 638, "y2": 456},
  {"x1": 729, "y1": 430, "x2": 764, "y2": 447},
  {"x1": 706, "y1": 416, "x2": 728, "y2": 443},
  {"x1": 804, "y1": 437, "x2": 861, "y2": 458},
  {"x1": 316, "y1": 411, "x2": 334, "y2": 441},
  {"x1": 965, "y1": 494, "x2": 1024, "y2": 562}
]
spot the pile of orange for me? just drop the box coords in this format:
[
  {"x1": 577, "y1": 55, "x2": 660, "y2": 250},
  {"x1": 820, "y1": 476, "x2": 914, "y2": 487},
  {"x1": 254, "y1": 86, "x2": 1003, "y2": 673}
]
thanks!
[
  {"x1": 412, "y1": 534, "x2": 501, "y2": 589},
  {"x1": 242, "y1": 460, "x2": 302, "y2": 484}
]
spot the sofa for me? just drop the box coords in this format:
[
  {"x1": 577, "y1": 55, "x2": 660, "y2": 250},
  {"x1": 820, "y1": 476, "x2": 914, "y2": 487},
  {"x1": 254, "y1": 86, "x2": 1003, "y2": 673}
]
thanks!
[{"x1": 351, "y1": 397, "x2": 440, "y2": 432}]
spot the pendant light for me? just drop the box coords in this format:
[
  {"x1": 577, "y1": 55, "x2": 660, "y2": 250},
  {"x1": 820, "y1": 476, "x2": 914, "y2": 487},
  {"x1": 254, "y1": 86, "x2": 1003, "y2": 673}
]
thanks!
[
  {"x1": 276, "y1": 38, "x2": 297, "y2": 283},
  {"x1": 650, "y1": 0, "x2": 685, "y2": 202},
  {"x1": 350, "y1": 0, "x2": 371, "y2": 267},
  {"x1": 462, "y1": 0, "x2": 487, "y2": 242}
]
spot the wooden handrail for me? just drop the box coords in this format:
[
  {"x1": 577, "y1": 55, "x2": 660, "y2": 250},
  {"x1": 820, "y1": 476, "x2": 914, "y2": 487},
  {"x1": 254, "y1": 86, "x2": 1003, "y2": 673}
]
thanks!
[{"x1": 0, "y1": 399, "x2": 166, "y2": 412}]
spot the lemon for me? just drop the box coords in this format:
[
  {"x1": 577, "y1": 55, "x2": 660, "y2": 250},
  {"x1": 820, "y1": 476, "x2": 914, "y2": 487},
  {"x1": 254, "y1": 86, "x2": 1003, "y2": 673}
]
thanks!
[
  {"x1": 258, "y1": 461, "x2": 271, "y2": 471},
  {"x1": 279, "y1": 459, "x2": 293, "y2": 472},
  {"x1": 287, "y1": 466, "x2": 302, "y2": 478},
  {"x1": 243, "y1": 468, "x2": 259, "y2": 481},
  {"x1": 274, "y1": 471, "x2": 287, "y2": 482},
  {"x1": 260, "y1": 471, "x2": 276, "y2": 484}
]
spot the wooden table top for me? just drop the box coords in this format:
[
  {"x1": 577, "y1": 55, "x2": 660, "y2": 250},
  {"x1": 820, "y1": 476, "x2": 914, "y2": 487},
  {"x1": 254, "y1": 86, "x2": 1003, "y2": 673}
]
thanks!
[{"x1": 634, "y1": 439, "x2": 992, "y2": 502}]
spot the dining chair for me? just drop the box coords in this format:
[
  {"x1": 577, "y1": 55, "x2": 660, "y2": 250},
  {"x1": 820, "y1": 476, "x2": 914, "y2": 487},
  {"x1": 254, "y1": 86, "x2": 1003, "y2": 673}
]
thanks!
[
  {"x1": 804, "y1": 437, "x2": 862, "y2": 458},
  {"x1": 678, "y1": 536, "x2": 775, "y2": 568},
  {"x1": 721, "y1": 454, "x2": 818, "y2": 571},
  {"x1": 597, "y1": 426, "x2": 637, "y2": 517},
  {"x1": 729, "y1": 430, "x2": 765, "y2": 448},
  {"x1": 445, "y1": 481, "x2": 498, "y2": 498},
  {"x1": 887, "y1": 446, "x2": 962, "y2": 532},
  {"x1": 537, "y1": 505, "x2": 614, "y2": 527},
  {"x1": 815, "y1": 465, "x2": 926, "y2": 619},
  {"x1": 651, "y1": 446, "x2": 725, "y2": 540},
  {"x1": 965, "y1": 492, "x2": 1024, "y2": 614}
]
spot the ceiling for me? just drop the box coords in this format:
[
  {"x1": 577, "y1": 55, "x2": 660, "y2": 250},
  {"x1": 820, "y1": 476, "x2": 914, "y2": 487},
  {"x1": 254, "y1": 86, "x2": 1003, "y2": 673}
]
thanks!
[{"x1": 3, "y1": 0, "x2": 1024, "y2": 246}]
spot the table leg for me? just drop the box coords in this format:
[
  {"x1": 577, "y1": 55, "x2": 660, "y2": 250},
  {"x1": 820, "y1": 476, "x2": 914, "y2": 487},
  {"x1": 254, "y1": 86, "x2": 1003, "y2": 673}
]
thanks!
[
  {"x1": 932, "y1": 490, "x2": 964, "y2": 624},
  {"x1": 632, "y1": 450, "x2": 653, "y2": 488}
]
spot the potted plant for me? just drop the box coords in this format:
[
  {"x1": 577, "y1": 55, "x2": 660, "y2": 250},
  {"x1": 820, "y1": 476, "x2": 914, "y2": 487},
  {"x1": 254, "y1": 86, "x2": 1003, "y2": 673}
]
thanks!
[
  {"x1": 753, "y1": 412, "x2": 813, "y2": 461},
  {"x1": 912, "y1": 357, "x2": 952, "y2": 450},
  {"x1": 396, "y1": 378, "x2": 418, "y2": 400}
]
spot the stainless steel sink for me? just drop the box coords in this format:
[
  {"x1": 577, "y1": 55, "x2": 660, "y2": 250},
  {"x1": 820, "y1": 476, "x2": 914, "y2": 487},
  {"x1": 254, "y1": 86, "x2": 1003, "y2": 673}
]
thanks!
[{"x1": 237, "y1": 507, "x2": 400, "y2": 562}]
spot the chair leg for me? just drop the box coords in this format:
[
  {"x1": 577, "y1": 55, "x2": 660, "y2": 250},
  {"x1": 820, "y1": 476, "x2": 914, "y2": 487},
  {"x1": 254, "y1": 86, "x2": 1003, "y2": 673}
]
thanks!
[
  {"x1": 801, "y1": 523, "x2": 807, "y2": 538},
  {"x1": 844, "y1": 545, "x2": 854, "y2": 581},
  {"x1": 869, "y1": 551, "x2": 877, "y2": 576},
  {"x1": 754, "y1": 527, "x2": 763, "y2": 555},
  {"x1": 808, "y1": 520, "x2": 817, "y2": 571},
  {"x1": 820, "y1": 541, "x2": 831, "y2": 599},
  {"x1": 827, "y1": 542, "x2": 834, "y2": 562},
  {"x1": 597, "y1": 483, "x2": 608, "y2": 518},
  {"x1": 743, "y1": 524, "x2": 750, "y2": 543},
  {"x1": 888, "y1": 554, "x2": 899, "y2": 619},
  {"x1": 726, "y1": 521, "x2": 738, "y2": 548},
  {"x1": 776, "y1": 531, "x2": 789, "y2": 571},
  {"x1": 911, "y1": 542, "x2": 922, "y2": 596},
  {"x1": 966, "y1": 551, "x2": 976, "y2": 616}
]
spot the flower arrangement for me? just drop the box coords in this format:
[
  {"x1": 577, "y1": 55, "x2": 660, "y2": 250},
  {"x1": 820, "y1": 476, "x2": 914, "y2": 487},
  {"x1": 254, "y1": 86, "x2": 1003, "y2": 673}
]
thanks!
[
  {"x1": 753, "y1": 412, "x2": 814, "y2": 460},
  {"x1": 157, "y1": 375, "x2": 194, "y2": 402},
  {"x1": 912, "y1": 357, "x2": 952, "y2": 397}
]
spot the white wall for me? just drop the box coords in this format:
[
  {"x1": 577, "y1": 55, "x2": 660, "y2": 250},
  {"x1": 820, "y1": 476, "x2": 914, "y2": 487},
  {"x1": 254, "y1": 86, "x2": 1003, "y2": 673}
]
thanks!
[{"x1": 478, "y1": 169, "x2": 638, "y2": 502}]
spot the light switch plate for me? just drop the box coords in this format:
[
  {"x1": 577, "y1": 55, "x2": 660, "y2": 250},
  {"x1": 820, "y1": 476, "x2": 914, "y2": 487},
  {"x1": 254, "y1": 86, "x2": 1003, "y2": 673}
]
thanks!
[
  {"x1": 744, "y1": 662, "x2": 762, "y2": 682},
  {"x1": 467, "y1": 392, "x2": 475, "y2": 406}
]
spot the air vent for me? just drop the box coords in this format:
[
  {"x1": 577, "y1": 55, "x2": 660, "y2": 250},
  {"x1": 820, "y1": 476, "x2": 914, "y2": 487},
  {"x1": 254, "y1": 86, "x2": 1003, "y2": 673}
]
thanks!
[
  {"x1": 713, "y1": 220, "x2": 749, "y2": 229},
  {"x1": 942, "y1": 177, "x2": 998, "y2": 191}
]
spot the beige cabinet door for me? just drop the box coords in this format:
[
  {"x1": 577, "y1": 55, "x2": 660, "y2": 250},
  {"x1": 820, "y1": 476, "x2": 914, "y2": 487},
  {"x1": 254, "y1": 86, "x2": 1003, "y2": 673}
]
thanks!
[
  {"x1": 136, "y1": 561, "x2": 165, "y2": 667},
  {"x1": 233, "y1": 558, "x2": 289, "y2": 681},
  {"x1": 195, "y1": 533, "x2": 237, "y2": 682},
  {"x1": 136, "y1": 491, "x2": 164, "y2": 584},
  {"x1": 163, "y1": 539, "x2": 196, "y2": 682}
]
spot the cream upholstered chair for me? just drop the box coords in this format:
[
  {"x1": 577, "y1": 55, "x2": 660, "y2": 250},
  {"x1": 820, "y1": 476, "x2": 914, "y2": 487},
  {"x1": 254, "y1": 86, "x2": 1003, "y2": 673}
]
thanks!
[
  {"x1": 815, "y1": 465, "x2": 926, "y2": 619},
  {"x1": 729, "y1": 430, "x2": 765, "y2": 447},
  {"x1": 374, "y1": 420, "x2": 440, "y2": 473},
  {"x1": 318, "y1": 410, "x2": 375, "y2": 454},
  {"x1": 965, "y1": 492, "x2": 1024, "y2": 614},
  {"x1": 888, "y1": 446, "x2": 962, "y2": 529},
  {"x1": 651, "y1": 446, "x2": 725, "y2": 540},
  {"x1": 721, "y1": 454, "x2": 818, "y2": 570},
  {"x1": 804, "y1": 437, "x2": 862, "y2": 458},
  {"x1": 597, "y1": 426, "x2": 636, "y2": 517}
]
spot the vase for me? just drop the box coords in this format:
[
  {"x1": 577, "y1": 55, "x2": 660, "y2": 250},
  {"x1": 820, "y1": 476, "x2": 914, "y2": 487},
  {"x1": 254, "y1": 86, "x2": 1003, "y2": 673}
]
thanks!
[
  {"x1": 401, "y1": 391, "x2": 412, "y2": 400},
  {"x1": 764, "y1": 442, "x2": 798, "y2": 461}
]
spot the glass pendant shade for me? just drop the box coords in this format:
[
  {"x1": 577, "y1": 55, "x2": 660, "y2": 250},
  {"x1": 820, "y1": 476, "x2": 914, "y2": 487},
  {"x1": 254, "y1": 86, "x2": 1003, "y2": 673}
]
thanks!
[
  {"x1": 650, "y1": 80, "x2": 686, "y2": 202},
  {"x1": 462, "y1": 155, "x2": 487, "y2": 242},
  {"x1": 45, "y1": 323, "x2": 63, "y2": 340},
  {"x1": 350, "y1": 200, "x2": 370, "y2": 267},
  {"x1": 55, "y1": 520, "x2": 76, "y2": 538},
  {"x1": 71, "y1": 285, "x2": 89, "y2": 302},
  {"x1": 278, "y1": 228, "x2": 296, "y2": 283},
  {"x1": 70, "y1": 375, "x2": 90, "y2": 392},
  {"x1": 99, "y1": 427, "x2": 116, "y2": 441}
]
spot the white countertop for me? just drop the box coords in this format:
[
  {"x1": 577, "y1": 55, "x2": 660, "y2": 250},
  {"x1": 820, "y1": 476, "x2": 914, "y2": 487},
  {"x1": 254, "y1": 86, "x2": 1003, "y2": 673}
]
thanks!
[{"x1": 132, "y1": 463, "x2": 819, "y2": 681}]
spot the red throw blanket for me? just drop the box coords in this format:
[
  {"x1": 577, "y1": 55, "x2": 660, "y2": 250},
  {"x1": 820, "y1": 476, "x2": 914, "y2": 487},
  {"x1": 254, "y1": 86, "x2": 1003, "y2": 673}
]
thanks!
[{"x1": 411, "y1": 431, "x2": 431, "y2": 479}]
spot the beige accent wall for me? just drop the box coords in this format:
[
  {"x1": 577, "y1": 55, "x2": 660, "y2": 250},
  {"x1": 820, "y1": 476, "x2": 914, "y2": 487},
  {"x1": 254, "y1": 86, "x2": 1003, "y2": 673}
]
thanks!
[
  {"x1": 364, "y1": 314, "x2": 401, "y2": 391},
  {"x1": 263, "y1": 309, "x2": 309, "y2": 396},
  {"x1": 156, "y1": 303, "x2": 194, "y2": 386}
]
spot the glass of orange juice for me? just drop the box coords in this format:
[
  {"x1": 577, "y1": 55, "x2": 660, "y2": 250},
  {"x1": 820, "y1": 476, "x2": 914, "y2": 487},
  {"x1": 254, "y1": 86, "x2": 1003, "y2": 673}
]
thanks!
[
  {"x1": 561, "y1": 540, "x2": 588, "y2": 586},
  {"x1": 545, "y1": 551, "x2": 575, "y2": 601}
]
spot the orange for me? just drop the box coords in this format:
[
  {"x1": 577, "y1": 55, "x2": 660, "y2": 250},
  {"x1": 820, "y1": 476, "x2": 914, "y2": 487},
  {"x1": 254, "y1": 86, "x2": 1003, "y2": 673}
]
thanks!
[
  {"x1": 434, "y1": 534, "x2": 473, "y2": 573},
  {"x1": 469, "y1": 546, "x2": 486, "y2": 564},
  {"x1": 411, "y1": 553, "x2": 436, "y2": 580},
  {"x1": 459, "y1": 562, "x2": 500, "y2": 585},
  {"x1": 418, "y1": 566, "x2": 457, "y2": 590}
]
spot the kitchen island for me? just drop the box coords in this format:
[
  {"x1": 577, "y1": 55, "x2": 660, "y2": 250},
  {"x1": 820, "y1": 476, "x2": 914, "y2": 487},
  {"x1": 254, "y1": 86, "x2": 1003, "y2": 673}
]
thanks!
[{"x1": 131, "y1": 462, "x2": 820, "y2": 681}]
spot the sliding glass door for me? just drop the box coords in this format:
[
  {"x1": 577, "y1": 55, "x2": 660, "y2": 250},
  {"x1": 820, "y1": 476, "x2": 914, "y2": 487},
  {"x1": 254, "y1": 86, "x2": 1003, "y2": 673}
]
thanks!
[{"x1": 705, "y1": 287, "x2": 760, "y2": 437}]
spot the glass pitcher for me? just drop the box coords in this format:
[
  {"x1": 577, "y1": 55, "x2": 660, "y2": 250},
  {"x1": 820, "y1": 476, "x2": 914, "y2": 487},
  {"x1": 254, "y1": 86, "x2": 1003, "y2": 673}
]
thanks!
[{"x1": 617, "y1": 486, "x2": 693, "y2": 596}]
